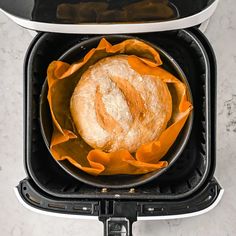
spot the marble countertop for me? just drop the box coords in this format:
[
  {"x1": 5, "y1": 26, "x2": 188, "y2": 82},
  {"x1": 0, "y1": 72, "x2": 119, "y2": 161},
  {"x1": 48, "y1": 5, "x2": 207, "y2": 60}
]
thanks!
[{"x1": 0, "y1": 1, "x2": 235, "y2": 235}]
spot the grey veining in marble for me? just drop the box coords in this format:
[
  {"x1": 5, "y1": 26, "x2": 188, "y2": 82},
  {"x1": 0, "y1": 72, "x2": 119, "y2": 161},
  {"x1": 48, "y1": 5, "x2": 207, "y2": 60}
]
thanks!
[{"x1": 0, "y1": 0, "x2": 236, "y2": 235}]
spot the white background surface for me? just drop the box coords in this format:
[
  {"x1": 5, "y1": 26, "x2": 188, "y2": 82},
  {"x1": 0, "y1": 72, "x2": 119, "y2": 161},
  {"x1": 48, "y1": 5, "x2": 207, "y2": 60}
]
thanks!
[{"x1": 0, "y1": 0, "x2": 236, "y2": 235}]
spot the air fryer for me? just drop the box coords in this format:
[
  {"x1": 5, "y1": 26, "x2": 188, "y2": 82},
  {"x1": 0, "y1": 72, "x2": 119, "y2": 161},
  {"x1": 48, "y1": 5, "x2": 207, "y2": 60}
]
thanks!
[{"x1": 0, "y1": 1, "x2": 223, "y2": 235}]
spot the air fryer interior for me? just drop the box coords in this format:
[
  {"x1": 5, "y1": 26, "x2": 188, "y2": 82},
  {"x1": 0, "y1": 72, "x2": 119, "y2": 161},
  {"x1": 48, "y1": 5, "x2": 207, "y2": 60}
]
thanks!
[
  {"x1": 39, "y1": 34, "x2": 193, "y2": 189},
  {"x1": 25, "y1": 29, "x2": 213, "y2": 199}
]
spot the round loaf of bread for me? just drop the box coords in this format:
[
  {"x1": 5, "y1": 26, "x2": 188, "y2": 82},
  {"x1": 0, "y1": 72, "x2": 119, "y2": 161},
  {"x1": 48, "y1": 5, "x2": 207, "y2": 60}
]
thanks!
[{"x1": 70, "y1": 55, "x2": 172, "y2": 153}]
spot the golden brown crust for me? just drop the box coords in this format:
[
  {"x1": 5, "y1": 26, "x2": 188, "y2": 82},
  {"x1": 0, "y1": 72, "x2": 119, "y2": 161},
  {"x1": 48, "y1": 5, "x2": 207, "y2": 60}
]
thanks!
[
  {"x1": 70, "y1": 55, "x2": 172, "y2": 152},
  {"x1": 109, "y1": 76, "x2": 146, "y2": 121},
  {"x1": 95, "y1": 85, "x2": 123, "y2": 134}
]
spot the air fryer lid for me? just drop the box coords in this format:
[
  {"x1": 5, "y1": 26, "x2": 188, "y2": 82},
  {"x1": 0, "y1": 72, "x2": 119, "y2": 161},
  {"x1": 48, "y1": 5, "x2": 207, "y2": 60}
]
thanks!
[{"x1": 0, "y1": 0, "x2": 219, "y2": 33}]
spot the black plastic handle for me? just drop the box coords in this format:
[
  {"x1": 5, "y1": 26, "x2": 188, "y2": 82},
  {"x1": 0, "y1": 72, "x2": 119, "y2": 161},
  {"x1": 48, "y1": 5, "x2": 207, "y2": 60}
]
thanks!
[
  {"x1": 104, "y1": 217, "x2": 132, "y2": 236},
  {"x1": 99, "y1": 201, "x2": 137, "y2": 236}
]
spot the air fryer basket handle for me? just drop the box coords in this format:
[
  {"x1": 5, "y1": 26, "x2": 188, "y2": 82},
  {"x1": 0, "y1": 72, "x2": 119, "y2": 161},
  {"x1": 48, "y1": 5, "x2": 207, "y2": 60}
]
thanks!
[
  {"x1": 99, "y1": 201, "x2": 137, "y2": 236},
  {"x1": 102, "y1": 217, "x2": 133, "y2": 236}
]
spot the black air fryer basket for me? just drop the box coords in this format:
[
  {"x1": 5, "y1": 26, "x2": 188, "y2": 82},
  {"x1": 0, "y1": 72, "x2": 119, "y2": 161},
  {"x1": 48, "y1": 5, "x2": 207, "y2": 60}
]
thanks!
[{"x1": 0, "y1": 0, "x2": 223, "y2": 235}]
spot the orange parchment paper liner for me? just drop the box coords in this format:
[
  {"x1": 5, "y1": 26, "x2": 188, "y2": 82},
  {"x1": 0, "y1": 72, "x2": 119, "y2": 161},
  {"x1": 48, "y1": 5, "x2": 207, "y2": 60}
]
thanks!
[{"x1": 47, "y1": 38, "x2": 193, "y2": 175}]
